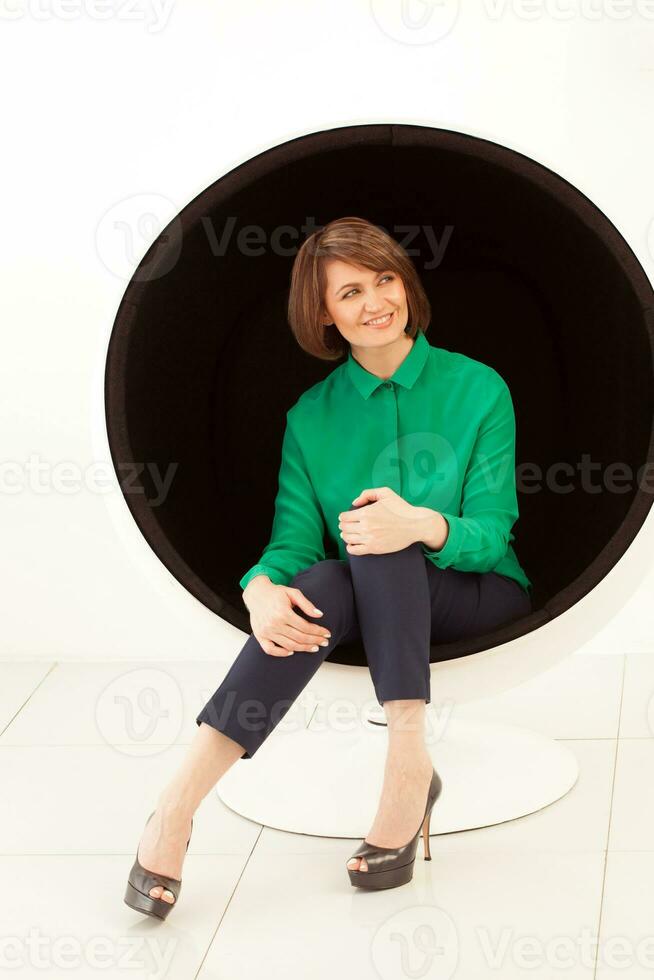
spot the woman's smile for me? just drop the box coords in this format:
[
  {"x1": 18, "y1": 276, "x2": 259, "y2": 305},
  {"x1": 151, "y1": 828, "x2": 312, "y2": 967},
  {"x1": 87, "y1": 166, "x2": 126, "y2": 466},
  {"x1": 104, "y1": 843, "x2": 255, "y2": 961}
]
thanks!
[{"x1": 364, "y1": 311, "x2": 394, "y2": 328}]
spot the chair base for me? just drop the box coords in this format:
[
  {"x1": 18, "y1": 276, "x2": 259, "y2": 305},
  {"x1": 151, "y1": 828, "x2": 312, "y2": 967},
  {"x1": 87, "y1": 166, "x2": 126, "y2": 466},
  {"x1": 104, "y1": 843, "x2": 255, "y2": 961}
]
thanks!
[{"x1": 214, "y1": 714, "x2": 579, "y2": 837}]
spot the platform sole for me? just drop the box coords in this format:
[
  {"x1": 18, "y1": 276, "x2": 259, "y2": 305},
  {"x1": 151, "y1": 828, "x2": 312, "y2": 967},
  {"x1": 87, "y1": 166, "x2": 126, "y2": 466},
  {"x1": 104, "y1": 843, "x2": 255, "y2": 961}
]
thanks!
[{"x1": 347, "y1": 859, "x2": 415, "y2": 890}]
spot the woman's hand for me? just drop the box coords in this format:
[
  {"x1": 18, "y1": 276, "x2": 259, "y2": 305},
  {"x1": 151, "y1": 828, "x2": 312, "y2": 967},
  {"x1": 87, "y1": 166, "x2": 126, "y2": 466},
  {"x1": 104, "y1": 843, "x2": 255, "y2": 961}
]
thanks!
[
  {"x1": 244, "y1": 579, "x2": 332, "y2": 657},
  {"x1": 338, "y1": 487, "x2": 424, "y2": 555}
]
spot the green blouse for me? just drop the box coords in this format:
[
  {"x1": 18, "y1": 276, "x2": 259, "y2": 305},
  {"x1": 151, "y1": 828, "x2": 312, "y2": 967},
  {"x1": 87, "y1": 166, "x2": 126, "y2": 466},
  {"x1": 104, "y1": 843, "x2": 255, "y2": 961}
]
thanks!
[{"x1": 240, "y1": 329, "x2": 532, "y2": 596}]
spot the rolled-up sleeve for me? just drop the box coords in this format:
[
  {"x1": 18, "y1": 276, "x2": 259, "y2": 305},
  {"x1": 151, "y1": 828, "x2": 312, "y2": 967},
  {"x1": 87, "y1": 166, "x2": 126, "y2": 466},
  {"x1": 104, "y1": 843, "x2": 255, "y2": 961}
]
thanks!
[
  {"x1": 421, "y1": 374, "x2": 520, "y2": 573},
  {"x1": 239, "y1": 410, "x2": 327, "y2": 591}
]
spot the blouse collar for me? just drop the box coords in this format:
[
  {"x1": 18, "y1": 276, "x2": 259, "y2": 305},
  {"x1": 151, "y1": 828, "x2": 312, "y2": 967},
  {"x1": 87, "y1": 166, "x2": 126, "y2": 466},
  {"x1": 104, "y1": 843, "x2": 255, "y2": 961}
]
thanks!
[{"x1": 346, "y1": 329, "x2": 430, "y2": 400}]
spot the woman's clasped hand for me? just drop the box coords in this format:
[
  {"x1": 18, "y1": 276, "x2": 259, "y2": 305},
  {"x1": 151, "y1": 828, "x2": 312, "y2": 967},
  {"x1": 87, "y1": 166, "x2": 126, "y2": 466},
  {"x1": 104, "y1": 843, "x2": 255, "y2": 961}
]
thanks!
[{"x1": 340, "y1": 486, "x2": 428, "y2": 555}]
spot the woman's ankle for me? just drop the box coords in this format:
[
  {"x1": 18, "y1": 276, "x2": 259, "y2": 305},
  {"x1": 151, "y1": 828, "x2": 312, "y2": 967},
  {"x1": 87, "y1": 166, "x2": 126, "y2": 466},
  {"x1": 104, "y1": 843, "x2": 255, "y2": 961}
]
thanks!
[
  {"x1": 155, "y1": 792, "x2": 195, "y2": 826},
  {"x1": 385, "y1": 742, "x2": 432, "y2": 770}
]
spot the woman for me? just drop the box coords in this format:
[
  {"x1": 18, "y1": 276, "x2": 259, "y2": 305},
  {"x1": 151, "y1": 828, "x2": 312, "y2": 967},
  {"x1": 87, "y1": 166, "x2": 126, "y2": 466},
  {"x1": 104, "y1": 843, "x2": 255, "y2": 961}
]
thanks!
[{"x1": 124, "y1": 216, "x2": 533, "y2": 914}]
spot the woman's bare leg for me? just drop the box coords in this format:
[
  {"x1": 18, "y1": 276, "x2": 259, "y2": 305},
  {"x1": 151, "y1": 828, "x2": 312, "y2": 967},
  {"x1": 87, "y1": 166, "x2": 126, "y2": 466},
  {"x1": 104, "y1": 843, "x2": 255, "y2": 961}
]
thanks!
[
  {"x1": 138, "y1": 699, "x2": 433, "y2": 893},
  {"x1": 136, "y1": 722, "x2": 246, "y2": 903},
  {"x1": 346, "y1": 698, "x2": 433, "y2": 873}
]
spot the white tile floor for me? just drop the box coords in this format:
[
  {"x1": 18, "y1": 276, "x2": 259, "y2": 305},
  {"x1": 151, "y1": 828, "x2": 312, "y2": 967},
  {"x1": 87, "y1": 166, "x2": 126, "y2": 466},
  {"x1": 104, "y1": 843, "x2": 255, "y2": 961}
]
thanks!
[{"x1": 2, "y1": 651, "x2": 654, "y2": 979}]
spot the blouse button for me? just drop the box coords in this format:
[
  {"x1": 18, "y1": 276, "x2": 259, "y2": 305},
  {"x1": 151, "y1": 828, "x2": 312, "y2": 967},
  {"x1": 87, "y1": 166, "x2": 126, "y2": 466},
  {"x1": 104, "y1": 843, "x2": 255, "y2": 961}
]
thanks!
[{"x1": 384, "y1": 381, "x2": 393, "y2": 389}]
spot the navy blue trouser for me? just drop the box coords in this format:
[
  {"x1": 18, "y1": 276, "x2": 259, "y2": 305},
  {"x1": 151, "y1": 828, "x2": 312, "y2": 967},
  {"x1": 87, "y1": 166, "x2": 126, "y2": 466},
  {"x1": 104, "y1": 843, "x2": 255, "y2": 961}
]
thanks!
[{"x1": 195, "y1": 541, "x2": 532, "y2": 759}]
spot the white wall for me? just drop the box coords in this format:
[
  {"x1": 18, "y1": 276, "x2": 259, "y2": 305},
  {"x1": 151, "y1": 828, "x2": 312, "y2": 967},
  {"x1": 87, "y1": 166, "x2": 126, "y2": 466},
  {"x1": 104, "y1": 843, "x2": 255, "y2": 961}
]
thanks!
[{"x1": 1, "y1": 0, "x2": 653, "y2": 660}]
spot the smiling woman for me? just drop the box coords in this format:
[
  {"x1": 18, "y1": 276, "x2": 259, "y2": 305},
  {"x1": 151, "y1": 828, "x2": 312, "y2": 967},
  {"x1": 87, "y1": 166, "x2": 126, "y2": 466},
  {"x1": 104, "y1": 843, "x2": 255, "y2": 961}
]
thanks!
[
  {"x1": 195, "y1": 214, "x2": 537, "y2": 889},
  {"x1": 110, "y1": 125, "x2": 654, "y2": 908}
]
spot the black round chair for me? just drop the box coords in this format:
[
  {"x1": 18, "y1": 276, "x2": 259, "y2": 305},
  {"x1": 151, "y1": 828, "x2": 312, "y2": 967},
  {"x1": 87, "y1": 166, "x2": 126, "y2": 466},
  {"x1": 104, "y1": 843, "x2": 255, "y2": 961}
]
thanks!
[{"x1": 106, "y1": 123, "x2": 654, "y2": 674}]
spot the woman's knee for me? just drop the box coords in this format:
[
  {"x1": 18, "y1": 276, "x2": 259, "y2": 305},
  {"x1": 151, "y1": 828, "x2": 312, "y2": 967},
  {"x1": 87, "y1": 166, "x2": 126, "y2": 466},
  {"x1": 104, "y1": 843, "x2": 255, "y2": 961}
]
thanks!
[
  {"x1": 289, "y1": 559, "x2": 350, "y2": 592},
  {"x1": 289, "y1": 560, "x2": 354, "y2": 621}
]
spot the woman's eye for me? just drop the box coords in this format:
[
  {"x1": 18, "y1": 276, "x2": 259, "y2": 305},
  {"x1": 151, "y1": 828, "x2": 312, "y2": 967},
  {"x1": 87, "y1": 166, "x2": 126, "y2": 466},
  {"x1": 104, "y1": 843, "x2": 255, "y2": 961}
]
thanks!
[{"x1": 344, "y1": 275, "x2": 393, "y2": 299}]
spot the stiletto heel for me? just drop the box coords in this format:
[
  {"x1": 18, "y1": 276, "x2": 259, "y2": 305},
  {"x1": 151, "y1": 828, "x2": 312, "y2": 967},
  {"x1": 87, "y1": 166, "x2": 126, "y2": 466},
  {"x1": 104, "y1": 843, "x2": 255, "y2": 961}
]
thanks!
[
  {"x1": 346, "y1": 767, "x2": 442, "y2": 890},
  {"x1": 422, "y1": 809, "x2": 432, "y2": 860},
  {"x1": 124, "y1": 810, "x2": 194, "y2": 920}
]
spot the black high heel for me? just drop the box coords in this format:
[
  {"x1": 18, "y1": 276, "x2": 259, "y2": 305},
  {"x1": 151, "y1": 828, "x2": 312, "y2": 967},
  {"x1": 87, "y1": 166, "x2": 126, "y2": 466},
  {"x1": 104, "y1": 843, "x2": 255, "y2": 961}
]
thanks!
[
  {"x1": 347, "y1": 767, "x2": 442, "y2": 890},
  {"x1": 124, "y1": 810, "x2": 194, "y2": 919}
]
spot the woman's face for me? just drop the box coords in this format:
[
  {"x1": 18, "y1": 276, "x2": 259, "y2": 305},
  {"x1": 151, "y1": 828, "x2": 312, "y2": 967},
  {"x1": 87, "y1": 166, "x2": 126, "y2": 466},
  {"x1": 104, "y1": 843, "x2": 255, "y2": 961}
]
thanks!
[{"x1": 320, "y1": 259, "x2": 409, "y2": 349}]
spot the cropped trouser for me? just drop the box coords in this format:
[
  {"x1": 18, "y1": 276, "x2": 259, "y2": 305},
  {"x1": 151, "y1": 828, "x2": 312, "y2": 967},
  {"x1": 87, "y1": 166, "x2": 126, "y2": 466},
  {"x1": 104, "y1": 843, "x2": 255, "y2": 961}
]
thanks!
[{"x1": 195, "y1": 541, "x2": 533, "y2": 759}]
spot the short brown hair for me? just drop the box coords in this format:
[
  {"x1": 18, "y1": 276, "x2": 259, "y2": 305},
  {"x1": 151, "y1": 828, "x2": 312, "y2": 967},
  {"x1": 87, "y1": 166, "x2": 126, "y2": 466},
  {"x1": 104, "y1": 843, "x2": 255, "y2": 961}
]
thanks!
[{"x1": 287, "y1": 216, "x2": 431, "y2": 360}]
